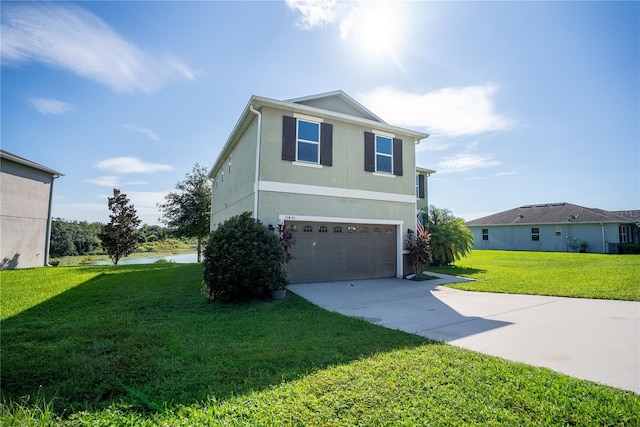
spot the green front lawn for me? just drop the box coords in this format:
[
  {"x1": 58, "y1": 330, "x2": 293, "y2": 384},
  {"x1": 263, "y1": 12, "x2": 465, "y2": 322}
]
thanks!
[
  {"x1": 1, "y1": 264, "x2": 638, "y2": 426},
  {"x1": 429, "y1": 250, "x2": 640, "y2": 301}
]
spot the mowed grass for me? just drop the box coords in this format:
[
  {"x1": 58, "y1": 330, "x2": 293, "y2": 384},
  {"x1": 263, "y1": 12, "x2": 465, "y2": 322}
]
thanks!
[
  {"x1": 429, "y1": 250, "x2": 640, "y2": 301},
  {"x1": 1, "y1": 264, "x2": 639, "y2": 426}
]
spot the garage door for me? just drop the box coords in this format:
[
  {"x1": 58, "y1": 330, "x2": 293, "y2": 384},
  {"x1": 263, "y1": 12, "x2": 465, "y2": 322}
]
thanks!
[{"x1": 285, "y1": 221, "x2": 397, "y2": 283}]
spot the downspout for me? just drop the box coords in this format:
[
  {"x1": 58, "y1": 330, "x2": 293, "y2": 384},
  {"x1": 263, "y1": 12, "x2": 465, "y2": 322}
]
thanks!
[
  {"x1": 44, "y1": 174, "x2": 60, "y2": 266},
  {"x1": 601, "y1": 223, "x2": 606, "y2": 254},
  {"x1": 249, "y1": 105, "x2": 262, "y2": 220}
]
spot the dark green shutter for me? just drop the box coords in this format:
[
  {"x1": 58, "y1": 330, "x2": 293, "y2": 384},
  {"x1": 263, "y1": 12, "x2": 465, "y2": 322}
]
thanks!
[
  {"x1": 364, "y1": 131, "x2": 375, "y2": 172},
  {"x1": 320, "y1": 122, "x2": 333, "y2": 166},
  {"x1": 392, "y1": 138, "x2": 403, "y2": 176},
  {"x1": 418, "y1": 174, "x2": 425, "y2": 199},
  {"x1": 282, "y1": 116, "x2": 296, "y2": 161}
]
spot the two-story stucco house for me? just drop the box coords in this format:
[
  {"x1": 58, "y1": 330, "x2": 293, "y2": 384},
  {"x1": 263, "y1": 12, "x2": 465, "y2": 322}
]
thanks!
[
  {"x1": 209, "y1": 91, "x2": 433, "y2": 283},
  {"x1": 1, "y1": 149, "x2": 64, "y2": 269}
]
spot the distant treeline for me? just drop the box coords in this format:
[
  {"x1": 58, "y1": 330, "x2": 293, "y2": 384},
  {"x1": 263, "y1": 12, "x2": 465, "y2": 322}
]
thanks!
[{"x1": 49, "y1": 219, "x2": 176, "y2": 258}]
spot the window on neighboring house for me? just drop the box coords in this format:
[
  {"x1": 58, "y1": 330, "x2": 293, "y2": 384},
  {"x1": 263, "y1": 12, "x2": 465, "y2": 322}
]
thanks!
[
  {"x1": 364, "y1": 131, "x2": 403, "y2": 176},
  {"x1": 416, "y1": 174, "x2": 425, "y2": 199},
  {"x1": 221, "y1": 171, "x2": 224, "y2": 182},
  {"x1": 282, "y1": 116, "x2": 333, "y2": 166},
  {"x1": 531, "y1": 227, "x2": 540, "y2": 241},
  {"x1": 228, "y1": 156, "x2": 232, "y2": 174},
  {"x1": 333, "y1": 226, "x2": 343, "y2": 233},
  {"x1": 303, "y1": 225, "x2": 313, "y2": 233},
  {"x1": 319, "y1": 225, "x2": 328, "y2": 233},
  {"x1": 482, "y1": 229, "x2": 489, "y2": 241},
  {"x1": 555, "y1": 226, "x2": 562, "y2": 236},
  {"x1": 619, "y1": 225, "x2": 631, "y2": 243}
]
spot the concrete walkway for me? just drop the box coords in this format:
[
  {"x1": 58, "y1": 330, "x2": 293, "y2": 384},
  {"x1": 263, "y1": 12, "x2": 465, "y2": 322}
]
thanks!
[{"x1": 288, "y1": 274, "x2": 640, "y2": 394}]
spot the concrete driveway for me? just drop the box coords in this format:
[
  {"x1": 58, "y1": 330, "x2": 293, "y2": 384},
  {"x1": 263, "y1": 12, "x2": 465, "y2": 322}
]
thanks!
[{"x1": 288, "y1": 274, "x2": 640, "y2": 394}]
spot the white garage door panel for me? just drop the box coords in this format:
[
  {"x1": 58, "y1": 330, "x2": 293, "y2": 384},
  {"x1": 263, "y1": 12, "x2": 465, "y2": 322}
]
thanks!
[{"x1": 286, "y1": 221, "x2": 396, "y2": 283}]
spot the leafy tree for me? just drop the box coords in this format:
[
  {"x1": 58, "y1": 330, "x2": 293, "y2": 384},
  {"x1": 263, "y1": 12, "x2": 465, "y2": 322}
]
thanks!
[
  {"x1": 98, "y1": 189, "x2": 141, "y2": 265},
  {"x1": 50, "y1": 219, "x2": 101, "y2": 257},
  {"x1": 405, "y1": 230, "x2": 433, "y2": 279},
  {"x1": 158, "y1": 164, "x2": 211, "y2": 262},
  {"x1": 203, "y1": 212, "x2": 286, "y2": 303},
  {"x1": 424, "y1": 206, "x2": 474, "y2": 266}
]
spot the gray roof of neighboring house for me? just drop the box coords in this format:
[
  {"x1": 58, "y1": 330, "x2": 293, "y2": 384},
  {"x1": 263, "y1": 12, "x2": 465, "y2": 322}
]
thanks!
[
  {"x1": 0, "y1": 149, "x2": 64, "y2": 176},
  {"x1": 466, "y1": 202, "x2": 640, "y2": 226}
]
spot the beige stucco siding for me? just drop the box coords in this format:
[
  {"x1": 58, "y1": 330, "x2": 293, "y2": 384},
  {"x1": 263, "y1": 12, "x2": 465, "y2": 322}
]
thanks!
[
  {"x1": 258, "y1": 106, "x2": 417, "y2": 197},
  {"x1": 1, "y1": 159, "x2": 54, "y2": 269}
]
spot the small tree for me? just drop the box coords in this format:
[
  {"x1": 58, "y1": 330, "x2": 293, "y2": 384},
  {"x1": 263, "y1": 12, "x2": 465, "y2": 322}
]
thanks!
[
  {"x1": 425, "y1": 206, "x2": 474, "y2": 266},
  {"x1": 98, "y1": 189, "x2": 141, "y2": 265},
  {"x1": 405, "y1": 231, "x2": 433, "y2": 279},
  {"x1": 158, "y1": 164, "x2": 211, "y2": 262},
  {"x1": 203, "y1": 212, "x2": 285, "y2": 303}
]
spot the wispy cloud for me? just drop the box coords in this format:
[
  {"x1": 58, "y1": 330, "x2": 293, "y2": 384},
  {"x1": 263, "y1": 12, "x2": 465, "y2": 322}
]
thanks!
[
  {"x1": 86, "y1": 176, "x2": 119, "y2": 187},
  {"x1": 358, "y1": 85, "x2": 513, "y2": 137},
  {"x1": 27, "y1": 97, "x2": 74, "y2": 116},
  {"x1": 95, "y1": 157, "x2": 173, "y2": 174},
  {"x1": 286, "y1": 0, "x2": 339, "y2": 30},
  {"x1": 435, "y1": 153, "x2": 501, "y2": 173},
  {"x1": 1, "y1": 3, "x2": 196, "y2": 93},
  {"x1": 122, "y1": 124, "x2": 160, "y2": 141},
  {"x1": 495, "y1": 171, "x2": 516, "y2": 177}
]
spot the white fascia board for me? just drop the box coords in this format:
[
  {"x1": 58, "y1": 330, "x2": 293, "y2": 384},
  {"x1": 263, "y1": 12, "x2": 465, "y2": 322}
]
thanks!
[
  {"x1": 252, "y1": 96, "x2": 429, "y2": 141},
  {"x1": 259, "y1": 181, "x2": 416, "y2": 204}
]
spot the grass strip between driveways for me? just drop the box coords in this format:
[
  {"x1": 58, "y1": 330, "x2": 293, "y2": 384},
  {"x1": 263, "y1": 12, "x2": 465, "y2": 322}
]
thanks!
[
  {"x1": 428, "y1": 250, "x2": 640, "y2": 301},
  {"x1": 1, "y1": 263, "x2": 639, "y2": 426}
]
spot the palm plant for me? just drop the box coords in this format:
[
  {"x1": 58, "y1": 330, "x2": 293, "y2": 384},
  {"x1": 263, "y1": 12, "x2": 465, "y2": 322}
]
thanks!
[{"x1": 425, "y1": 206, "x2": 474, "y2": 266}]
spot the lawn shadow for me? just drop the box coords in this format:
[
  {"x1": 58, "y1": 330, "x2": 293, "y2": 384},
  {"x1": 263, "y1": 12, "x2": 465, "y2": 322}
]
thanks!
[{"x1": 1, "y1": 263, "x2": 431, "y2": 417}]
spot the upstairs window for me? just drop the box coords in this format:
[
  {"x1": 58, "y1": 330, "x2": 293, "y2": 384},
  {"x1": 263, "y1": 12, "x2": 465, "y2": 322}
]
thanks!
[
  {"x1": 297, "y1": 120, "x2": 320, "y2": 163},
  {"x1": 416, "y1": 174, "x2": 425, "y2": 199},
  {"x1": 375, "y1": 135, "x2": 393, "y2": 173},
  {"x1": 282, "y1": 116, "x2": 333, "y2": 166},
  {"x1": 364, "y1": 131, "x2": 403, "y2": 176}
]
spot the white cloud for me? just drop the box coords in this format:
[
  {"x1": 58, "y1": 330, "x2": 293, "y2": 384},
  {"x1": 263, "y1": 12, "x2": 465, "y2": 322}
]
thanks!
[
  {"x1": 122, "y1": 124, "x2": 160, "y2": 141},
  {"x1": 95, "y1": 157, "x2": 173, "y2": 174},
  {"x1": 1, "y1": 3, "x2": 196, "y2": 93},
  {"x1": 436, "y1": 153, "x2": 501, "y2": 173},
  {"x1": 86, "y1": 176, "x2": 119, "y2": 187},
  {"x1": 286, "y1": 0, "x2": 339, "y2": 29},
  {"x1": 495, "y1": 171, "x2": 516, "y2": 177},
  {"x1": 358, "y1": 85, "x2": 513, "y2": 137},
  {"x1": 27, "y1": 97, "x2": 74, "y2": 115},
  {"x1": 125, "y1": 181, "x2": 148, "y2": 186},
  {"x1": 53, "y1": 191, "x2": 167, "y2": 225}
]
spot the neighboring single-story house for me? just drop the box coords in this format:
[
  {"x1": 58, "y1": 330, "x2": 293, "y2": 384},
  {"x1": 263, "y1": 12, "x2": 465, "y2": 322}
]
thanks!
[
  {"x1": 209, "y1": 90, "x2": 434, "y2": 282},
  {"x1": 1, "y1": 150, "x2": 64, "y2": 269},
  {"x1": 466, "y1": 202, "x2": 640, "y2": 253}
]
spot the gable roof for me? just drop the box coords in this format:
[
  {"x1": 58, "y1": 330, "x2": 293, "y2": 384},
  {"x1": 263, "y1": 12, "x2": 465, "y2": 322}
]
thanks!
[
  {"x1": 287, "y1": 90, "x2": 386, "y2": 123},
  {"x1": 0, "y1": 149, "x2": 64, "y2": 176},
  {"x1": 210, "y1": 91, "x2": 429, "y2": 177},
  {"x1": 466, "y1": 202, "x2": 640, "y2": 226}
]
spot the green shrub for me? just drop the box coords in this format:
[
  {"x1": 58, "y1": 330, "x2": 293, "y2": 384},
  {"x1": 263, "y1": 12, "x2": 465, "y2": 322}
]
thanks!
[
  {"x1": 623, "y1": 244, "x2": 640, "y2": 254},
  {"x1": 203, "y1": 212, "x2": 286, "y2": 303}
]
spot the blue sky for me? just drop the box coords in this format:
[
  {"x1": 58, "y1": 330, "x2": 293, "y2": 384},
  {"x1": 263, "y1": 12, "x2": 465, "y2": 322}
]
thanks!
[{"x1": 2, "y1": 1, "x2": 638, "y2": 225}]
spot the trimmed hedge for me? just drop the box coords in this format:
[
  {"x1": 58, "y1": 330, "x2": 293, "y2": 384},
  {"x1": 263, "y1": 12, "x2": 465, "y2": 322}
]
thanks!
[{"x1": 623, "y1": 244, "x2": 640, "y2": 254}]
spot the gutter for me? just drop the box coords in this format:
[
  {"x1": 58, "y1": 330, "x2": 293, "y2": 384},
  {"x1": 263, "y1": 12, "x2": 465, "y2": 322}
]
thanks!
[
  {"x1": 44, "y1": 174, "x2": 60, "y2": 266},
  {"x1": 249, "y1": 105, "x2": 262, "y2": 220},
  {"x1": 601, "y1": 223, "x2": 606, "y2": 253}
]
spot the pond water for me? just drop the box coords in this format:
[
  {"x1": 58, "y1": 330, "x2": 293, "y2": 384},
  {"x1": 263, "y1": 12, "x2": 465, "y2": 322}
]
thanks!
[{"x1": 91, "y1": 253, "x2": 199, "y2": 265}]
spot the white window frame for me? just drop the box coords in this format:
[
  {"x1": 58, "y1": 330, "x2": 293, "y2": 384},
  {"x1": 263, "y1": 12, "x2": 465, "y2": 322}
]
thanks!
[
  {"x1": 296, "y1": 119, "x2": 321, "y2": 164},
  {"x1": 375, "y1": 134, "x2": 393, "y2": 174}
]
